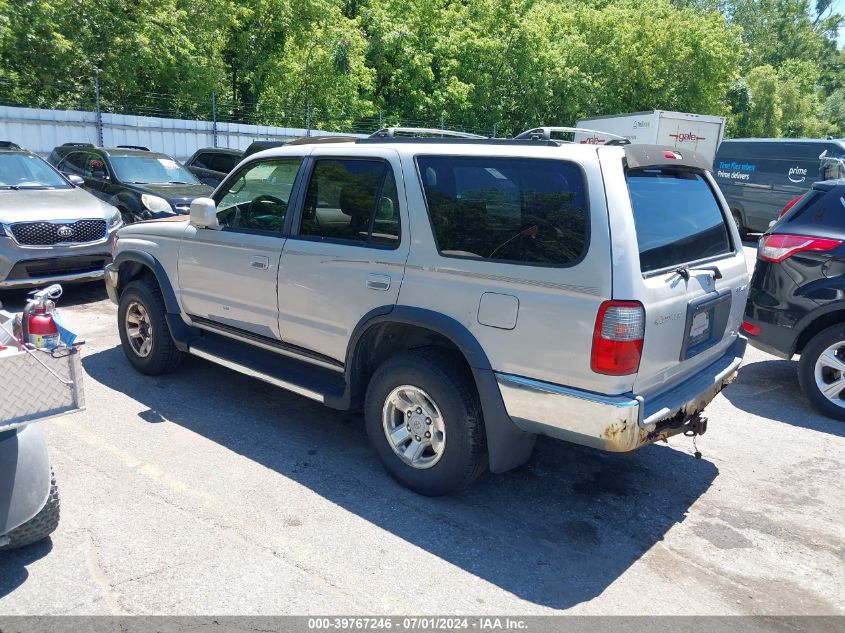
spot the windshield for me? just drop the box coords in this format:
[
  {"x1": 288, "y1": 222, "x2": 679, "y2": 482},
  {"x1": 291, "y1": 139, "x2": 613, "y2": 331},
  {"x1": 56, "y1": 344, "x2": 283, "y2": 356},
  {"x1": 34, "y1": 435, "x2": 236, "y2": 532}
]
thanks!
[
  {"x1": 0, "y1": 153, "x2": 71, "y2": 189},
  {"x1": 109, "y1": 155, "x2": 200, "y2": 185}
]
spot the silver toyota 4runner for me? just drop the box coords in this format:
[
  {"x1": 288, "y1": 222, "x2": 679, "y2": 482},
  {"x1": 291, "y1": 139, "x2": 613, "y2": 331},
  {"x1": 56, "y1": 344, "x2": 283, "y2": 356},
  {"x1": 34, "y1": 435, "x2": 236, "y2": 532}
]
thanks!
[{"x1": 104, "y1": 130, "x2": 748, "y2": 495}]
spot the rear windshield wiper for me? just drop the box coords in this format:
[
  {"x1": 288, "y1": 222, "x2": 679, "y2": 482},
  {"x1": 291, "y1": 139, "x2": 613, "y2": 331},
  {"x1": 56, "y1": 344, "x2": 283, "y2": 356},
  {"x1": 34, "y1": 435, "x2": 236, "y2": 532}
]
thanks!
[
  {"x1": 167, "y1": 181, "x2": 191, "y2": 184},
  {"x1": 675, "y1": 265, "x2": 722, "y2": 281},
  {"x1": 126, "y1": 180, "x2": 149, "y2": 184},
  {"x1": 0, "y1": 185, "x2": 19, "y2": 190}
]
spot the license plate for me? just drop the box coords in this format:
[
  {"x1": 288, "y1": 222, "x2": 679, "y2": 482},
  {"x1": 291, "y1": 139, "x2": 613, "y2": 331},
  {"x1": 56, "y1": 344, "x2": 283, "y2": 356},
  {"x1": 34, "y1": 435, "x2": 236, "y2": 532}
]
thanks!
[{"x1": 689, "y1": 309, "x2": 712, "y2": 346}]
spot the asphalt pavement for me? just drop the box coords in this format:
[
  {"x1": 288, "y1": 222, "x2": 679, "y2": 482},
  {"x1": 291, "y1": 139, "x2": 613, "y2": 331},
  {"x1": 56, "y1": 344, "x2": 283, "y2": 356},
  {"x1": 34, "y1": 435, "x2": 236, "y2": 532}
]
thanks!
[{"x1": 0, "y1": 245, "x2": 843, "y2": 615}]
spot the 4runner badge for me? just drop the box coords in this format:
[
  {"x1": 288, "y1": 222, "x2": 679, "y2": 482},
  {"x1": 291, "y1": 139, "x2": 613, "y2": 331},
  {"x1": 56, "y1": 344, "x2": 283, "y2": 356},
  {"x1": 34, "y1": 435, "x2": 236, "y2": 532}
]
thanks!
[{"x1": 654, "y1": 312, "x2": 683, "y2": 325}]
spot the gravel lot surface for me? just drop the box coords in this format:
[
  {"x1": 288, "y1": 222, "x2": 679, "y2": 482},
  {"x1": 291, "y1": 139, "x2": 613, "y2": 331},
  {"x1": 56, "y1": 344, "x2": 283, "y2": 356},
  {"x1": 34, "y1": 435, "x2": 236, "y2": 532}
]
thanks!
[{"x1": 0, "y1": 245, "x2": 843, "y2": 615}]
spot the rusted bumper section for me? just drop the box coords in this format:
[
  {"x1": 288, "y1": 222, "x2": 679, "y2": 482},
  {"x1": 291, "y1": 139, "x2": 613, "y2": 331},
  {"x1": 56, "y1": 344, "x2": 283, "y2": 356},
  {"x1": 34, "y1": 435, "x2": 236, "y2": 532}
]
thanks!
[{"x1": 495, "y1": 337, "x2": 746, "y2": 453}]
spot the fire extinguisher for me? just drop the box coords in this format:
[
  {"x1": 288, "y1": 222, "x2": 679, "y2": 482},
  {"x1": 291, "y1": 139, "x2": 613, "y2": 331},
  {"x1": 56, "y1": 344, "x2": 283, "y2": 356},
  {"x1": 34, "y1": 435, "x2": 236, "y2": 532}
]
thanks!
[{"x1": 21, "y1": 284, "x2": 63, "y2": 350}]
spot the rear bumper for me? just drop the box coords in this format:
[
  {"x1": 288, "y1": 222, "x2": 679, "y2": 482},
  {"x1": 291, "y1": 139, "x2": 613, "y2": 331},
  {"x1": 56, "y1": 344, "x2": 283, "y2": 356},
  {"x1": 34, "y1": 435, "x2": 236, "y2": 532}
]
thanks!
[
  {"x1": 741, "y1": 315, "x2": 795, "y2": 359},
  {"x1": 0, "y1": 267, "x2": 105, "y2": 289},
  {"x1": 496, "y1": 336, "x2": 746, "y2": 452}
]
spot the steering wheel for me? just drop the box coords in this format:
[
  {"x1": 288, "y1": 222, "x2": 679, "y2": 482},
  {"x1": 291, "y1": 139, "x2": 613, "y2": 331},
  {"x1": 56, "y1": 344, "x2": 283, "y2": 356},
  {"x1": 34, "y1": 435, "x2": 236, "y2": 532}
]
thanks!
[
  {"x1": 247, "y1": 194, "x2": 286, "y2": 230},
  {"x1": 249, "y1": 195, "x2": 286, "y2": 215}
]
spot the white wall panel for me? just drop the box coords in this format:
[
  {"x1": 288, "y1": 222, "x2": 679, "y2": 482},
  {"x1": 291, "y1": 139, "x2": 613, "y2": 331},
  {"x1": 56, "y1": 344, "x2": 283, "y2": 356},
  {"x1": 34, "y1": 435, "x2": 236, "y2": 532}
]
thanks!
[{"x1": 0, "y1": 105, "x2": 362, "y2": 159}]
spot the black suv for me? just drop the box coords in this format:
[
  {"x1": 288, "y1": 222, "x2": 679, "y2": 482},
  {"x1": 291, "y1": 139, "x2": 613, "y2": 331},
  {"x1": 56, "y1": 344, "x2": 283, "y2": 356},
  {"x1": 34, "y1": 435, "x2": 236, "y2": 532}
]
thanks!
[
  {"x1": 184, "y1": 147, "x2": 243, "y2": 188},
  {"x1": 48, "y1": 144, "x2": 213, "y2": 224},
  {"x1": 743, "y1": 178, "x2": 845, "y2": 419}
]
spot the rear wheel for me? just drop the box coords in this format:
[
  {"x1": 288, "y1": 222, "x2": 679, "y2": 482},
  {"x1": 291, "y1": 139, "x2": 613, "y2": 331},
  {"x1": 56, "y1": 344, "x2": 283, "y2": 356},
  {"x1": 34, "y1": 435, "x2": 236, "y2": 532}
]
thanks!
[
  {"x1": 798, "y1": 324, "x2": 845, "y2": 421},
  {"x1": 364, "y1": 349, "x2": 487, "y2": 496},
  {"x1": 732, "y1": 210, "x2": 749, "y2": 241},
  {"x1": 0, "y1": 470, "x2": 59, "y2": 550},
  {"x1": 118, "y1": 278, "x2": 183, "y2": 375}
]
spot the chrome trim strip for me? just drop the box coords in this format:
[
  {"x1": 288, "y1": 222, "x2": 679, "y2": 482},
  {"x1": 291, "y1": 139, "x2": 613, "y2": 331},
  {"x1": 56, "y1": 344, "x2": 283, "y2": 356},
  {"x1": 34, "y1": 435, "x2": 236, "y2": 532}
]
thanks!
[
  {"x1": 189, "y1": 347, "x2": 326, "y2": 403},
  {"x1": 0, "y1": 268, "x2": 105, "y2": 288},
  {"x1": 495, "y1": 373, "x2": 638, "y2": 407},
  {"x1": 495, "y1": 373, "x2": 641, "y2": 451}
]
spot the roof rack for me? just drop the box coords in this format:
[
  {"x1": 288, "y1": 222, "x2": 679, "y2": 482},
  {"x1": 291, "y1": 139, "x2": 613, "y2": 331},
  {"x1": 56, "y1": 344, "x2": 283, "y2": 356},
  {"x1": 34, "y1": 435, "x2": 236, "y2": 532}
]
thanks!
[
  {"x1": 369, "y1": 127, "x2": 487, "y2": 139},
  {"x1": 62, "y1": 142, "x2": 95, "y2": 147},
  {"x1": 514, "y1": 127, "x2": 630, "y2": 144},
  {"x1": 116, "y1": 145, "x2": 150, "y2": 151},
  {"x1": 0, "y1": 141, "x2": 22, "y2": 150},
  {"x1": 287, "y1": 135, "x2": 358, "y2": 146}
]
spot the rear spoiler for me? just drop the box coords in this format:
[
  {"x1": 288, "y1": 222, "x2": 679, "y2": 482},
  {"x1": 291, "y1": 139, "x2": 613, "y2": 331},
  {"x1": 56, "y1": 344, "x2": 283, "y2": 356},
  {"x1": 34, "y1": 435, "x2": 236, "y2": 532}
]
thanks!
[{"x1": 623, "y1": 144, "x2": 711, "y2": 172}]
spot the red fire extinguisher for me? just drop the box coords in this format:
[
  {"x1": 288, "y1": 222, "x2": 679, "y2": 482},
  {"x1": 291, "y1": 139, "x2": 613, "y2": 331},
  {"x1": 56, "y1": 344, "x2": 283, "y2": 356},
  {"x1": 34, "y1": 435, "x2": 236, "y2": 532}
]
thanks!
[{"x1": 21, "y1": 284, "x2": 63, "y2": 350}]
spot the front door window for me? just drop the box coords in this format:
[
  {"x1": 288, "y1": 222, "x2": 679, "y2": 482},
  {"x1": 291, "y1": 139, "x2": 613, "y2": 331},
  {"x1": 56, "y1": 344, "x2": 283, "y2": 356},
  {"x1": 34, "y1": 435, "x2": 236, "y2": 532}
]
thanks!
[{"x1": 216, "y1": 158, "x2": 303, "y2": 233}]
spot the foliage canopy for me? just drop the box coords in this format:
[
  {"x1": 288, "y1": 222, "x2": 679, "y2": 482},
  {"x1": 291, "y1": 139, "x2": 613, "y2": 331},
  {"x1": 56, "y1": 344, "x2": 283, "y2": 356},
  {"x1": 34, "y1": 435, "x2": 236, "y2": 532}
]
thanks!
[{"x1": 0, "y1": 0, "x2": 841, "y2": 137}]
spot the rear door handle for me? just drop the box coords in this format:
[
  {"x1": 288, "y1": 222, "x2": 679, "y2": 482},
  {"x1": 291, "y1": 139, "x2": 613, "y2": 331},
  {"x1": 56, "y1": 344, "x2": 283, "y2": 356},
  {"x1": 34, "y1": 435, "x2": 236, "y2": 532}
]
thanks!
[
  {"x1": 250, "y1": 256, "x2": 269, "y2": 270},
  {"x1": 366, "y1": 273, "x2": 391, "y2": 291}
]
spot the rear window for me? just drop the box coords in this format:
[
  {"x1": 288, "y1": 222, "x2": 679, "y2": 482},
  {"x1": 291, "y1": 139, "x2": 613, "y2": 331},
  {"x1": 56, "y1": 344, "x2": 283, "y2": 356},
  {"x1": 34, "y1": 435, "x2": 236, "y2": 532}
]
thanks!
[
  {"x1": 627, "y1": 168, "x2": 732, "y2": 273},
  {"x1": 417, "y1": 156, "x2": 588, "y2": 266}
]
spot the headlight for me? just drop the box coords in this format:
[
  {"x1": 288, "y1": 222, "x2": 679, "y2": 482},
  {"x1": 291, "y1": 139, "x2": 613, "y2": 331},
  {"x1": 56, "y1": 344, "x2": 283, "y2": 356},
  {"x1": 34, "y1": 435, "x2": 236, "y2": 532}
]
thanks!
[
  {"x1": 107, "y1": 209, "x2": 123, "y2": 229},
  {"x1": 0, "y1": 223, "x2": 12, "y2": 239},
  {"x1": 141, "y1": 194, "x2": 173, "y2": 214}
]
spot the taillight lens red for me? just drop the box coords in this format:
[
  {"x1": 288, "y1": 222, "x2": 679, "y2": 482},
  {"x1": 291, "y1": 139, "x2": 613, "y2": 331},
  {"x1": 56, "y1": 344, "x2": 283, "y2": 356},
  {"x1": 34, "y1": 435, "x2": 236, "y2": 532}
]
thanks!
[
  {"x1": 779, "y1": 194, "x2": 804, "y2": 218},
  {"x1": 758, "y1": 234, "x2": 842, "y2": 263},
  {"x1": 591, "y1": 301, "x2": 645, "y2": 375},
  {"x1": 741, "y1": 320, "x2": 761, "y2": 336}
]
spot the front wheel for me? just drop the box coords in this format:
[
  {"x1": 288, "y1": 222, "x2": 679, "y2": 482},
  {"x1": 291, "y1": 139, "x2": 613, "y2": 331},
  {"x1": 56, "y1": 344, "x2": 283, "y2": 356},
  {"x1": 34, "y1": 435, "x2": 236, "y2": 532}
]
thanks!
[
  {"x1": 364, "y1": 349, "x2": 488, "y2": 496},
  {"x1": 798, "y1": 324, "x2": 845, "y2": 421},
  {"x1": 118, "y1": 279, "x2": 183, "y2": 375}
]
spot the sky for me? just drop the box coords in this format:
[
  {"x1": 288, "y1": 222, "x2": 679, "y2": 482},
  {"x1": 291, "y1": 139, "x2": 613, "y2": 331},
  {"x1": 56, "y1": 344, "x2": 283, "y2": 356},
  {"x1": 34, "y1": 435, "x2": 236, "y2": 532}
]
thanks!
[{"x1": 836, "y1": 0, "x2": 845, "y2": 47}]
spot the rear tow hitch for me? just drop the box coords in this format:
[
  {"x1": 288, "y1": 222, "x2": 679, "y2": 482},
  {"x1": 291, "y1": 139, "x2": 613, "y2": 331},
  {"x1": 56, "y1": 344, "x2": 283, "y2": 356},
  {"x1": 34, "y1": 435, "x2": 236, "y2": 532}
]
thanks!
[{"x1": 684, "y1": 413, "x2": 708, "y2": 459}]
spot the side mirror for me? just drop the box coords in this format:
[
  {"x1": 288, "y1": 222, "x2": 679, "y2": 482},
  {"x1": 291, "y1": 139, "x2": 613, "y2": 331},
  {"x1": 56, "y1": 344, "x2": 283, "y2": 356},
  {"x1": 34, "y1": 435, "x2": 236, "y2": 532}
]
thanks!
[
  {"x1": 66, "y1": 174, "x2": 85, "y2": 187},
  {"x1": 92, "y1": 170, "x2": 109, "y2": 180},
  {"x1": 190, "y1": 197, "x2": 220, "y2": 230}
]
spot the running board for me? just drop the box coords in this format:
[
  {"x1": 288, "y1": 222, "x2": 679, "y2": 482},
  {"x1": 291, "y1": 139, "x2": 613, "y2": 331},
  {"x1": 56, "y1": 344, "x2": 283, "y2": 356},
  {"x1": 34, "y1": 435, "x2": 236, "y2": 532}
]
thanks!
[{"x1": 188, "y1": 333, "x2": 346, "y2": 406}]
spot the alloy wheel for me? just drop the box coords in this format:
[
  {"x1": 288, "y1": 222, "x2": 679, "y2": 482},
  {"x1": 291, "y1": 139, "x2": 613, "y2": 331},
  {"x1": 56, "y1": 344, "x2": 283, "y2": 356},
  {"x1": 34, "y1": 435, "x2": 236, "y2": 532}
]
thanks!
[{"x1": 382, "y1": 385, "x2": 446, "y2": 469}]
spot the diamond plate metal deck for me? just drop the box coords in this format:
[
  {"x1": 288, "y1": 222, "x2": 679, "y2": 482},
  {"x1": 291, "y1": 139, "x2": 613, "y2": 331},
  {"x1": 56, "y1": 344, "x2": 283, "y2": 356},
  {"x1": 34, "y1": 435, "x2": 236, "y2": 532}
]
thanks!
[{"x1": 0, "y1": 347, "x2": 85, "y2": 431}]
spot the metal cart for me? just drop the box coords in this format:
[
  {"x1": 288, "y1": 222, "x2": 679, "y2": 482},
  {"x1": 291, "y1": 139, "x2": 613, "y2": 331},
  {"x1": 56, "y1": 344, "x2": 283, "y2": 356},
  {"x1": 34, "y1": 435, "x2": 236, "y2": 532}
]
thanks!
[{"x1": 0, "y1": 344, "x2": 85, "y2": 550}]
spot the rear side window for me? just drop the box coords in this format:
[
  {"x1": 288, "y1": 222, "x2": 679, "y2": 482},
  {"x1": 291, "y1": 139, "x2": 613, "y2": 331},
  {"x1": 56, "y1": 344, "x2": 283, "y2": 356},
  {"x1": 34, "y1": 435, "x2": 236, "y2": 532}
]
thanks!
[
  {"x1": 627, "y1": 168, "x2": 731, "y2": 273},
  {"x1": 299, "y1": 159, "x2": 401, "y2": 248},
  {"x1": 211, "y1": 153, "x2": 240, "y2": 173},
  {"x1": 417, "y1": 156, "x2": 588, "y2": 266}
]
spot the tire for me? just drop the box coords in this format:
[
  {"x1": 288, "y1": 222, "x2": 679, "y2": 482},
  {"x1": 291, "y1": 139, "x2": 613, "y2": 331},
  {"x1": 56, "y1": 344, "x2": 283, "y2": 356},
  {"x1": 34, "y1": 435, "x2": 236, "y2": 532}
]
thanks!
[
  {"x1": 732, "y1": 211, "x2": 749, "y2": 241},
  {"x1": 798, "y1": 324, "x2": 845, "y2": 421},
  {"x1": 0, "y1": 471, "x2": 60, "y2": 551},
  {"x1": 364, "y1": 348, "x2": 488, "y2": 496},
  {"x1": 118, "y1": 278, "x2": 183, "y2": 375}
]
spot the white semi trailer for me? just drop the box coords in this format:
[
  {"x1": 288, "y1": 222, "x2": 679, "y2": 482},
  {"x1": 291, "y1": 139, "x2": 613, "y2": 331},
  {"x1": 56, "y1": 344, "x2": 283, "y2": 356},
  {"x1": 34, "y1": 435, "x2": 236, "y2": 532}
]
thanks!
[{"x1": 574, "y1": 110, "x2": 726, "y2": 163}]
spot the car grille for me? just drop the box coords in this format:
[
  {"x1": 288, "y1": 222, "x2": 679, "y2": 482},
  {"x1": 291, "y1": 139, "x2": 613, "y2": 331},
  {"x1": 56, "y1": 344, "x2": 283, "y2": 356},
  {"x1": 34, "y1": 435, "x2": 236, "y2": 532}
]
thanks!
[{"x1": 10, "y1": 220, "x2": 107, "y2": 246}]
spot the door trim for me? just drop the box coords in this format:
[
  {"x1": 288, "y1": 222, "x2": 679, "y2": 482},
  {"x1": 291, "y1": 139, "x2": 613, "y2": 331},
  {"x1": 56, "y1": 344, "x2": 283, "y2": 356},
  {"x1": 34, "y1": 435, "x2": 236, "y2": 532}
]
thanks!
[{"x1": 189, "y1": 314, "x2": 345, "y2": 372}]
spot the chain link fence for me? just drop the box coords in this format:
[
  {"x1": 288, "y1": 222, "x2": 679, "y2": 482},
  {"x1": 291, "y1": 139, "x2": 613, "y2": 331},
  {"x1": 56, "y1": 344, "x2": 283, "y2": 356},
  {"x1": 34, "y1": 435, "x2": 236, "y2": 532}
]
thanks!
[{"x1": 0, "y1": 76, "x2": 495, "y2": 140}]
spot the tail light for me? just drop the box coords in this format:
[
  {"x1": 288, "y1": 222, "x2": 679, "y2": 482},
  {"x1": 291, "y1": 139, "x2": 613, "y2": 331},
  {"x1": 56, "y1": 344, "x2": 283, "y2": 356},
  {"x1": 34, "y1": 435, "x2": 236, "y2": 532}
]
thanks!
[
  {"x1": 778, "y1": 194, "x2": 804, "y2": 219},
  {"x1": 591, "y1": 301, "x2": 645, "y2": 375},
  {"x1": 741, "y1": 320, "x2": 761, "y2": 336},
  {"x1": 758, "y1": 234, "x2": 842, "y2": 263}
]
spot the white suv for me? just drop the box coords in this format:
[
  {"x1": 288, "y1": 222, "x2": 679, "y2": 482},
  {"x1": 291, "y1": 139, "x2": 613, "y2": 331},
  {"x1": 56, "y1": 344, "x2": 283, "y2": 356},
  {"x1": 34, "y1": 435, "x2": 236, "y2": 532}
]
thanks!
[{"x1": 104, "y1": 129, "x2": 748, "y2": 495}]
